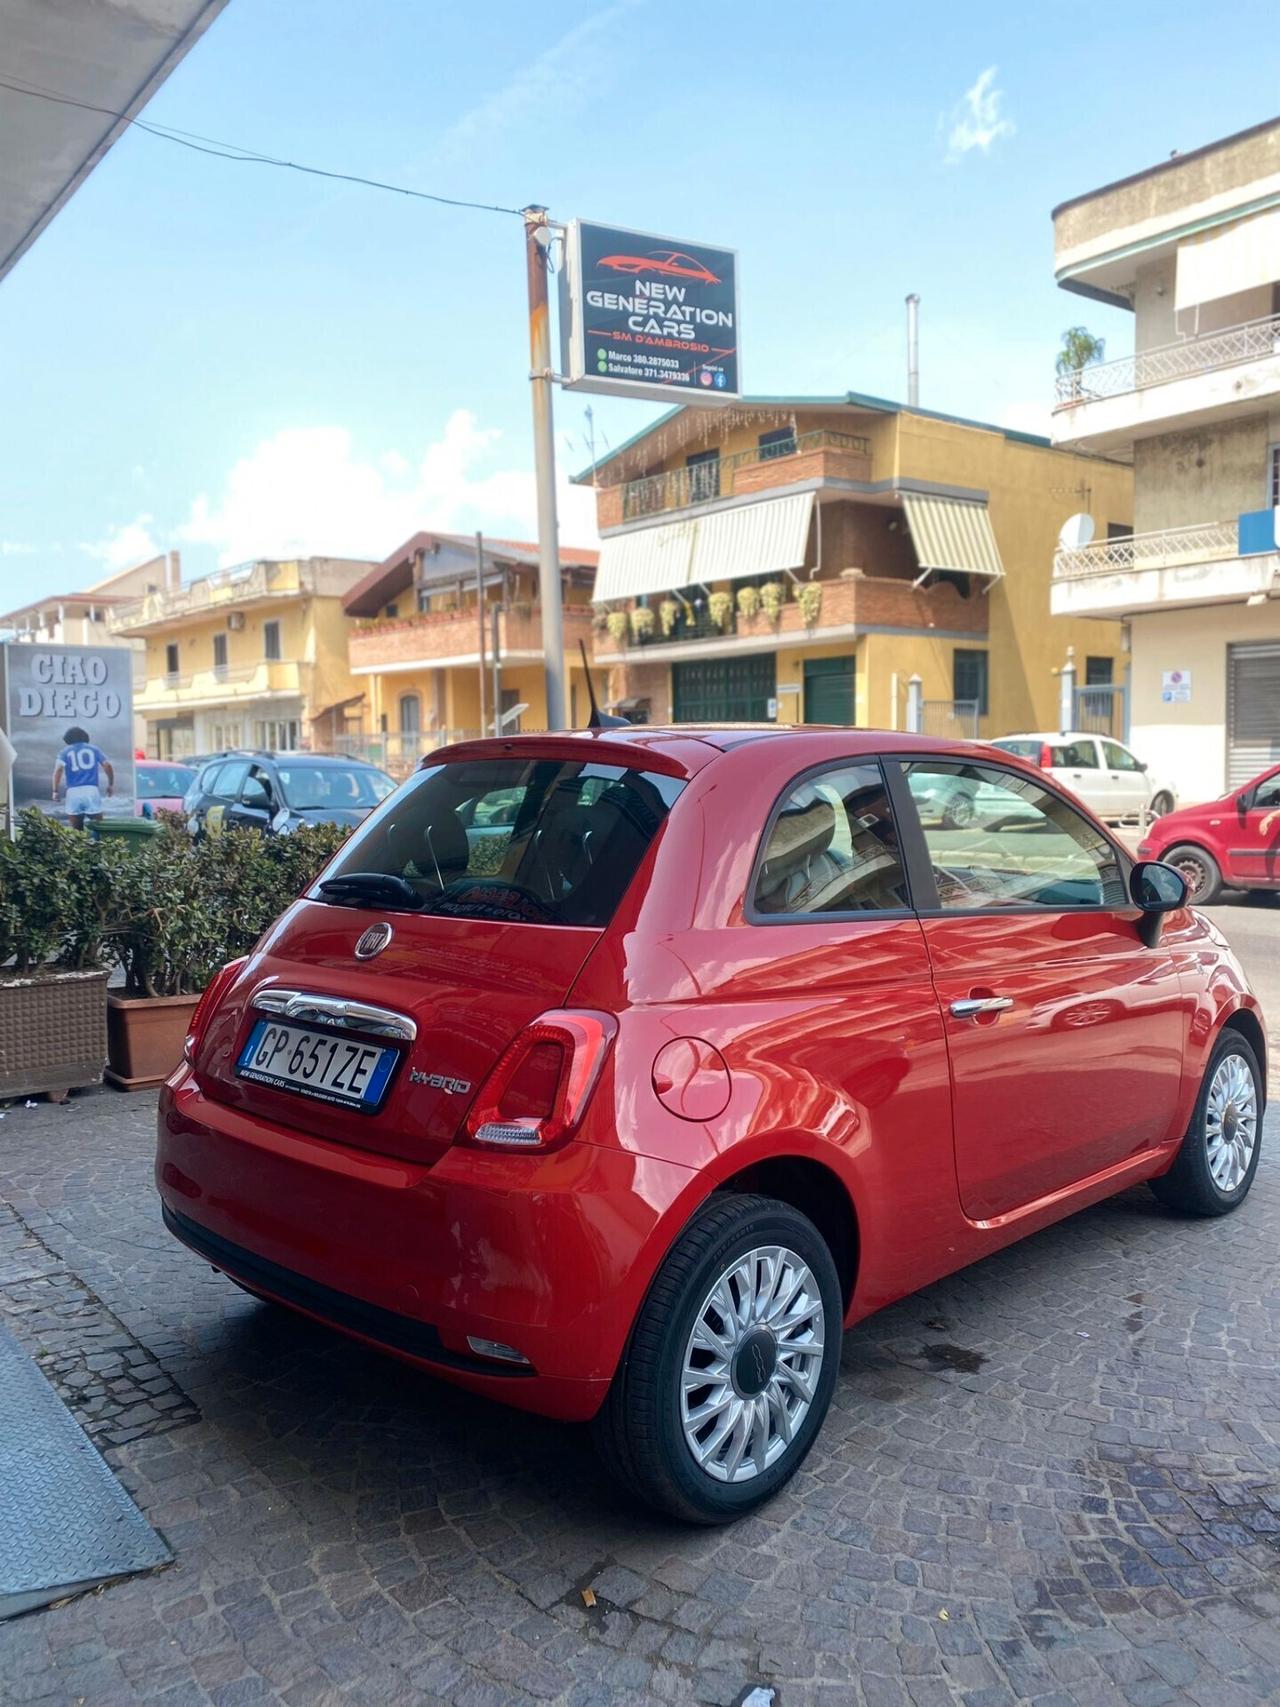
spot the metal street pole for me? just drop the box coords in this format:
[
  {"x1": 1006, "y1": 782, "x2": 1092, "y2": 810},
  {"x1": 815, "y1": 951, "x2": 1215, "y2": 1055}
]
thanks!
[
  {"x1": 523, "y1": 205, "x2": 565, "y2": 731},
  {"x1": 474, "y1": 531, "x2": 487, "y2": 738}
]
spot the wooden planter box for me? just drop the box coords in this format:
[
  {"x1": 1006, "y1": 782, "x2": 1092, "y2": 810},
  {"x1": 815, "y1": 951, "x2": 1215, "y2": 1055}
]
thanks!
[
  {"x1": 0, "y1": 969, "x2": 110, "y2": 1100},
  {"x1": 105, "y1": 992, "x2": 201, "y2": 1092}
]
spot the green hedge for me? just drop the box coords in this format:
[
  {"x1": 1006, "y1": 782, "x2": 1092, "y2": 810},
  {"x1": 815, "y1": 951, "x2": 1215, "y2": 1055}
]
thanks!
[{"x1": 0, "y1": 810, "x2": 350, "y2": 995}]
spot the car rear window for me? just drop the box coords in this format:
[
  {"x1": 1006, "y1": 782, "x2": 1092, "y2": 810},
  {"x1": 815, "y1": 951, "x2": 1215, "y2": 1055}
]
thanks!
[
  {"x1": 315, "y1": 758, "x2": 685, "y2": 926},
  {"x1": 991, "y1": 739, "x2": 1041, "y2": 761}
]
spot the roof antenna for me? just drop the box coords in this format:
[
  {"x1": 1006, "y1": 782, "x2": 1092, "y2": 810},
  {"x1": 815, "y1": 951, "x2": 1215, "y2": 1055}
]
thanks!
[{"x1": 579, "y1": 638, "x2": 629, "y2": 728}]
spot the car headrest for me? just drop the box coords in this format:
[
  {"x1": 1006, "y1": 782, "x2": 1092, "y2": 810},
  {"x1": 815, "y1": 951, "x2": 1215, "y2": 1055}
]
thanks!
[{"x1": 386, "y1": 809, "x2": 470, "y2": 880}]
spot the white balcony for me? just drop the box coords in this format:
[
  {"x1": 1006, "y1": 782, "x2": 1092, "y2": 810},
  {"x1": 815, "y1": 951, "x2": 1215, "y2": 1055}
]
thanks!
[
  {"x1": 1051, "y1": 520, "x2": 1280, "y2": 618},
  {"x1": 1052, "y1": 312, "x2": 1280, "y2": 451}
]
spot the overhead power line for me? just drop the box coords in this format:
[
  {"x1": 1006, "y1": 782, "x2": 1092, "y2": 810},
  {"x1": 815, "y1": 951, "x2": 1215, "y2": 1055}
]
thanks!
[{"x1": 0, "y1": 74, "x2": 526, "y2": 218}]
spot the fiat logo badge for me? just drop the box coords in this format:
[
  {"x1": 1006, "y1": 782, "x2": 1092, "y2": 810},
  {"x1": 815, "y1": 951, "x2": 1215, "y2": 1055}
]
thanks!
[{"x1": 354, "y1": 922, "x2": 393, "y2": 960}]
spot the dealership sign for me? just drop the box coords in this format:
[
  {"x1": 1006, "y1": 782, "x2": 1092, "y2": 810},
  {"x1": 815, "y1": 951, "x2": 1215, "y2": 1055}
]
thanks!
[
  {"x1": 560, "y1": 220, "x2": 740, "y2": 403},
  {"x1": 0, "y1": 643, "x2": 135, "y2": 823}
]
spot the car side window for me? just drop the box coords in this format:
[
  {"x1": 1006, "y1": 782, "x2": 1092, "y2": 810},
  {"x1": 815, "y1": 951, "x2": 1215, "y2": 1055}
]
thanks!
[
  {"x1": 752, "y1": 762, "x2": 909, "y2": 916},
  {"x1": 215, "y1": 760, "x2": 250, "y2": 800},
  {"x1": 1252, "y1": 774, "x2": 1280, "y2": 809},
  {"x1": 240, "y1": 765, "x2": 274, "y2": 807},
  {"x1": 1052, "y1": 739, "x2": 1098, "y2": 769},
  {"x1": 1103, "y1": 740, "x2": 1142, "y2": 772},
  {"x1": 903, "y1": 761, "x2": 1127, "y2": 911}
]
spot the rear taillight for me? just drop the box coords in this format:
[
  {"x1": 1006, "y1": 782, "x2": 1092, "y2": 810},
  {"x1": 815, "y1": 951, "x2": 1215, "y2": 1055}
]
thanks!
[
  {"x1": 183, "y1": 957, "x2": 248, "y2": 1065},
  {"x1": 1039, "y1": 743, "x2": 1053, "y2": 769},
  {"x1": 464, "y1": 1010, "x2": 618, "y2": 1150}
]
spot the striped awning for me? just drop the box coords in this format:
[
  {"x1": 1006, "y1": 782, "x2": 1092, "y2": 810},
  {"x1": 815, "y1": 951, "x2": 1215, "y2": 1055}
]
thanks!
[
  {"x1": 593, "y1": 492, "x2": 815, "y2": 602},
  {"x1": 902, "y1": 493, "x2": 1004, "y2": 583}
]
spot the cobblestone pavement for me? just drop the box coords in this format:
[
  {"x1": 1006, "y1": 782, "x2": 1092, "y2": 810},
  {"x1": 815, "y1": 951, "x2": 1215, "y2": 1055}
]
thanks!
[{"x1": 1, "y1": 1087, "x2": 1279, "y2": 1707}]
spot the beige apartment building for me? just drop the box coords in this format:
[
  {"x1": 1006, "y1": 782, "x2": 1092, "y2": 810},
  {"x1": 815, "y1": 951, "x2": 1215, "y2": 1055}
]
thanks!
[
  {"x1": 110, "y1": 556, "x2": 376, "y2": 758},
  {"x1": 1050, "y1": 116, "x2": 1280, "y2": 798}
]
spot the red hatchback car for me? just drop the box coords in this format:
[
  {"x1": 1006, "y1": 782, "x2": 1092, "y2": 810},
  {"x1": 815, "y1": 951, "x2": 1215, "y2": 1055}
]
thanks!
[
  {"x1": 158, "y1": 729, "x2": 1265, "y2": 1521},
  {"x1": 1137, "y1": 762, "x2": 1280, "y2": 903}
]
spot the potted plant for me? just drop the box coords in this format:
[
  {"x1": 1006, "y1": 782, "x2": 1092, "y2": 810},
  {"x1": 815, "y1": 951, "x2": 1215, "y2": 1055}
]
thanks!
[
  {"x1": 659, "y1": 598, "x2": 679, "y2": 637},
  {"x1": 1056, "y1": 325, "x2": 1106, "y2": 404},
  {"x1": 606, "y1": 610, "x2": 630, "y2": 647},
  {"x1": 630, "y1": 606, "x2": 655, "y2": 643},
  {"x1": 0, "y1": 811, "x2": 118, "y2": 1100},
  {"x1": 106, "y1": 820, "x2": 351, "y2": 1089},
  {"x1": 708, "y1": 591, "x2": 733, "y2": 631},
  {"x1": 736, "y1": 585, "x2": 761, "y2": 621},
  {"x1": 760, "y1": 580, "x2": 786, "y2": 622},
  {"x1": 797, "y1": 583, "x2": 824, "y2": 627}
]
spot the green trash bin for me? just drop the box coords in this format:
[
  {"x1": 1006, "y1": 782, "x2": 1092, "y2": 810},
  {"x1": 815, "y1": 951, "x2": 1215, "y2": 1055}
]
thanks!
[{"x1": 92, "y1": 816, "x2": 161, "y2": 845}]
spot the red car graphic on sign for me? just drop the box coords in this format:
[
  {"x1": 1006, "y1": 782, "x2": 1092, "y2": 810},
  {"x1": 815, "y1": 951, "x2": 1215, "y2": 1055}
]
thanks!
[{"x1": 597, "y1": 250, "x2": 721, "y2": 285}]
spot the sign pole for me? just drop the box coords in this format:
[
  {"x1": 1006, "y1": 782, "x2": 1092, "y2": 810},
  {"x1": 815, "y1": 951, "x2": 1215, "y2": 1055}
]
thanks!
[{"x1": 523, "y1": 206, "x2": 566, "y2": 732}]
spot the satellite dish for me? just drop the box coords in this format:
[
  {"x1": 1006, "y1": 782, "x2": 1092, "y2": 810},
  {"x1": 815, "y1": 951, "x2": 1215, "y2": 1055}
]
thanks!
[{"x1": 1058, "y1": 513, "x2": 1095, "y2": 551}]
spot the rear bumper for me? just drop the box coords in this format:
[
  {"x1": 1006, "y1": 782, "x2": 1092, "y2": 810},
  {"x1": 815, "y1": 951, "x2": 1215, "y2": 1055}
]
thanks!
[{"x1": 157, "y1": 1069, "x2": 696, "y2": 1422}]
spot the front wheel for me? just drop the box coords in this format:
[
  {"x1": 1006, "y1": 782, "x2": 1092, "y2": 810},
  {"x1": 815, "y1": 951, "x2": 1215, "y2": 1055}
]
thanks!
[
  {"x1": 1150, "y1": 1031, "x2": 1263, "y2": 1216},
  {"x1": 1163, "y1": 843, "x2": 1222, "y2": 905},
  {"x1": 594, "y1": 1194, "x2": 841, "y2": 1523},
  {"x1": 1149, "y1": 791, "x2": 1175, "y2": 818}
]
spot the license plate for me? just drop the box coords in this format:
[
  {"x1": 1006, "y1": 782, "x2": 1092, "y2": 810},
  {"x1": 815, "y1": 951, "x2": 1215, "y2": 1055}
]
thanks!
[{"x1": 236, "y1": 1019, "x2": 398, "y2": 1111}]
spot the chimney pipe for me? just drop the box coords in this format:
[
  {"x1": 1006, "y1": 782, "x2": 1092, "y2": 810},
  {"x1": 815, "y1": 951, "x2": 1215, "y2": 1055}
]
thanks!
[{"x1": 905, "y1": 294, "x2": 920, "y2": 408}]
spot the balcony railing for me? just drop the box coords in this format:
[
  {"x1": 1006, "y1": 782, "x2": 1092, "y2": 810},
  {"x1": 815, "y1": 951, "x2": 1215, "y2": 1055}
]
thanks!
[
  {"x1": 1054, "y1": 520, "x2": 1239, "y2": 580},
  {"x1": 618, "y1": 430, "x2": 872, "y2": 520},
  {"x1": 1054, "y1": 312, "x2": 1280, "y2": 408},
  {"x1": 109, "y1": 560, "x2": 308, "y2": 632}
]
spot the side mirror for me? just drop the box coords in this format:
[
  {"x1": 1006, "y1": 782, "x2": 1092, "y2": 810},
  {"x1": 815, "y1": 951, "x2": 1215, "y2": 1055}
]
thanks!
[
  {"x1": 1136, "y1": 759, "x2": 1148, "y2": 772},
  {"x1": 1238, "y1": 788, "x2": 1255, "y2": 813},
  {"x1": 1130, "y1": 859, "x2": 1189, "y2": 947}
]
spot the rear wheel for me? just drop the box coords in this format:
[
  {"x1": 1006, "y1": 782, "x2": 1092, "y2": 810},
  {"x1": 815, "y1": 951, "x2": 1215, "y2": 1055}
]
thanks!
[
  {"x1": 1149, "y1": 791, "x2": 1175, "y2": 818},
  {"x1": 1151, "y1": 1031, "x2": 1263, "y2": 1216},
  {"x1": 1164, "y1": 843, "x2": 1222, "y2": 905},
  {"x1": 594, "y1": 1194, "x2": 841, "y2": 1523},
  {"x1": 942, "y1": 793, "x2": 976, "y2": 830}
]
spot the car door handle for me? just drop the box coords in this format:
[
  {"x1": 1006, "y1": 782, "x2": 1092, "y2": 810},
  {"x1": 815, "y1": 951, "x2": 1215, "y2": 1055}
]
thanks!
[{"x1": 950, "y1": 996, "x2": 1014, "y2": 1019}]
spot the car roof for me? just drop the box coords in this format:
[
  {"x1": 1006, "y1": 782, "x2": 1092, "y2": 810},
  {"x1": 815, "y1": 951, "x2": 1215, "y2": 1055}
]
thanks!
[{"x1": 429, "y1": 725, "x2": 1019, "y2": 781}]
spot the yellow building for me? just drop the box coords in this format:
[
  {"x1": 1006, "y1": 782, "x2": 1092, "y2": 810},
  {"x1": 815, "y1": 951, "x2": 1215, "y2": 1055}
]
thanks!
[
  {"x1": 578, "y1": 395, "x2": 1133, "y2": 739},
  {"x1": 110, "y1": 556, "x2": 376, "y2": 758},
  {"x1": 343, "y1": 532, "x2": 599, "y2": 772}
]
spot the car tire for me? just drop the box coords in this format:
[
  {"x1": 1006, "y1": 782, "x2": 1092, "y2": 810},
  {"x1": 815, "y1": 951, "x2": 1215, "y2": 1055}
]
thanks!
[
  {"x1": 1149, "y1": 791, "x2": 1175, "y2": 817},
  {"x1": 593, "y1": 1193, "x2": 841, "y2": 1524},
  {"x1": 1150, "y1": 1030, "x2": 1263, "y2": 1217},
  {"x1": 1163, "y1": 843, "x2": 1222, "y2": 905},
  {"x1": 942, "y1": 794, "x2": 976, "y2": 831}
]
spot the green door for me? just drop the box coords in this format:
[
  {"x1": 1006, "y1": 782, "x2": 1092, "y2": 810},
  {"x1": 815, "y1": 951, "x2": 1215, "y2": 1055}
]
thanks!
[
  {"x1": 672, "y1": 653, "x2": 777, "y2": 722},
  {"x1": 803, "y1": 655, "x2": 855, "y2": 725}
]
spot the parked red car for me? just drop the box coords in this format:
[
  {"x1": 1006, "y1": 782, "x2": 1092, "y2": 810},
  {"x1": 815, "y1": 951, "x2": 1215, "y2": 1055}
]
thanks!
[
  {"x1": 1137, "y1": 762, "x2": 1280, "y2": 903},
  {"x1": 158, "y1": 729, "x2": 1265, "y2": 1521},
  {"x1": 135, "y1": 759, "x2": 196, "y2": 817}
]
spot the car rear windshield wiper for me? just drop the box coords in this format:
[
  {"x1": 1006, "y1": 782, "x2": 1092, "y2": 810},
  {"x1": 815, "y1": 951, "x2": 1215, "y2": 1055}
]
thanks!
[{"x1": 318, "y1": 872, "x2": 423, "y2": 910}]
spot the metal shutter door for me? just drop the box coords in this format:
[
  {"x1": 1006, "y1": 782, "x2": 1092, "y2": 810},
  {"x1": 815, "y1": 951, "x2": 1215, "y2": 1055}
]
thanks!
[{"x1": 1227, "y1": 642, "x2": 1280, "y2": 787}]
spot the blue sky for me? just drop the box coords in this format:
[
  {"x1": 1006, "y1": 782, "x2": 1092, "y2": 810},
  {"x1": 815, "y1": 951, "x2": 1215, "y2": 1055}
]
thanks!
[{"x1": 2, "y1": 0, "x2": 1278, "y2": 609}]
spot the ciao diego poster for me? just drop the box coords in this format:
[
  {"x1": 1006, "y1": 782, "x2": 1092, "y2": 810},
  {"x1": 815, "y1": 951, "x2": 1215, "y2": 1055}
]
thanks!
[{"x1": 1, "y1": 643, "x2": 136, "y2": 825}]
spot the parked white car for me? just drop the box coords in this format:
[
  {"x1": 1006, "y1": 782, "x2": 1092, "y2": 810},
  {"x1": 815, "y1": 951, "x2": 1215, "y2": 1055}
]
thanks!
[{"x1": 990, "y1": 732, "x2": 1177, "y2": 822}]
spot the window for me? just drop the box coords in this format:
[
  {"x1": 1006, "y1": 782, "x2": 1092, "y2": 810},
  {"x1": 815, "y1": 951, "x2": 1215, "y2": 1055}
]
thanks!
[
  {"x1": 385, "y1": 603, "x2": 399, "y2": 619},
  {"x1": 1085, "y1": 656, "x2": 1113, "y2": 686},
  {"x1": 685, "y1": 448, "x2": 721, "y2": 502},
  {"x1": 1102, "y1": 739, "x2": 1143, "y2": 773},
  {"x1": 263, "y1": 620, "x2": 281, "y2": 662},
  {"x1": 137, "y1": 764, "x2": 195, "y2": 799},
  {"x1": 254, "y1": 718, "x2": 300, "y2": 750},
  {"x1": 752, "y1": 762, "x2": 908, "y2": 916},
  {"x1": 1056, "y1": 738, "x2": 1099, "y2": 768},
  {"x1": 275, "y1": 762, "x2": 394, "y2": 811},
  {"x1": 1253, "y1": 772, "x2": 1280, "y2": 809},
  {"x1": 758, "y1": 426, "x2": 797, "y2": 461},
  {"x1": 165, "y1": 642, "x2": 179, "y2": 678},
  {"x1": 319, "y1": 759, "x2": 684, "y2": 927},
  {"x1": 903, "y1": 761, "x2": 1126, "y2": 911},
  {"x1": 399, "y1": 694, "x2": 421, "y2": 735},
  {"x1": 212, "y1": 633, "x2": 228, "y2": 672},
  {"x1": 953, "y1": 650, "x2": 989, "y2": 716},
  {"x1": 211, "y1": 760, "x2": 250, "y2": 800},
  {"x1": 1269, "y1": 445, "x2": 1280, "y2": 508},
  {"x1": 209, "y1": 721, "x2": 241, "y2": 752},
  {"x1": 1106, "y1": 521, "x2": 1134, "y2": 540}
]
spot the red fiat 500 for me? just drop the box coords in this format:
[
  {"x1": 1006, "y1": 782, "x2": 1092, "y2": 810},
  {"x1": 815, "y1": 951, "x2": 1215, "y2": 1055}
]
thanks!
[{"x1": 158, "y1": 728, "x2": 1265, "y2": 1521}]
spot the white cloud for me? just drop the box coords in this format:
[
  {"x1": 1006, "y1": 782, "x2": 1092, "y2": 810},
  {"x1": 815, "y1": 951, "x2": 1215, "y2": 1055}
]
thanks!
[
  {"x1": 1000, "y1": 400, "x2": 1053, "y2": 439},
  {"x1": 434, "y1": 0, "x2": 644, "y2": 164},
  {"x1": 944, "y1": 66, "x2": 1015, "y2": 161},
  {"x1": 81, "y1": 516, "x2": 159, "y2": 570},
  {"x1": 173, "y1": 411, "x2": 599, "y2": 568},
  {"x1": 0, "y1": 541, "x2": 37, "y2": 557}
]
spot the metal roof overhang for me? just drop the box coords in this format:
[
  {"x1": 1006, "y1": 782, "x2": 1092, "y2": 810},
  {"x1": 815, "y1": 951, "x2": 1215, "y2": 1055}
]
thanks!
[
  {"x1": 901, "y1": 494, "x2": 1004, "y2": 586},
  {"x1": 593, "y1": 491, "x2": 815, "y2": 602}
]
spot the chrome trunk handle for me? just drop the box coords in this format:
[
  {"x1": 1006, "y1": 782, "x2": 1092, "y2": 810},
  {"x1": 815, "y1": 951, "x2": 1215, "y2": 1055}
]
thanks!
[{"x1": 252, "y1": 987, "x2": 417, "y2": 1041}]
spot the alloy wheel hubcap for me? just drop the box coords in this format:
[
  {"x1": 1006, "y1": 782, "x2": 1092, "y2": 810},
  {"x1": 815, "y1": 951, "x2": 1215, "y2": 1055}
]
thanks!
[
  {"x1": 680, "y1": 1245, "x2": 825, "y2": 1483},
  {"x1": 1206, "y1": 1052, "x2": 1258, "y2": 1193}
]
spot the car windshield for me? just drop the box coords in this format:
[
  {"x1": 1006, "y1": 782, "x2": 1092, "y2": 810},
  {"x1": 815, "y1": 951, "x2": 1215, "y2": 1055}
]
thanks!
[
  {"x1": 138, "y1": 764, "x2": 195, "y2": 797},
  {"x1": 276, "y1": 763, "x2": 395, "y2": 810},
  {"x1": 314, "y1": 757, "x2": 685, "y2": 926}
]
